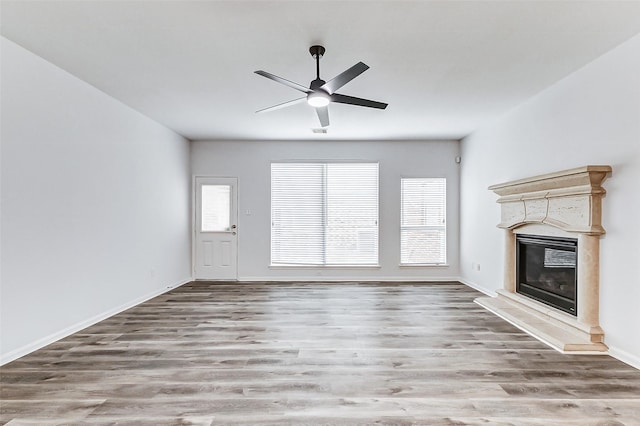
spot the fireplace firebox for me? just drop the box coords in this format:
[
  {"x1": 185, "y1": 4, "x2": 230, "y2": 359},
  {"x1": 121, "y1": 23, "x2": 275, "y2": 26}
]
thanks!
[{"x1": 516, "y1": 234, "x2": 577, "y2": 315}]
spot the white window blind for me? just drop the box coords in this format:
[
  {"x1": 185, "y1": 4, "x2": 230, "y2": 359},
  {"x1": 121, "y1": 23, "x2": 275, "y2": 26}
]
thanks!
[
  {"x1": 271, "y1": 162, "x2": 379, "y2": 266},
  {"x1": 401, "y1": 178, "x2": 446, "y2": 264}
]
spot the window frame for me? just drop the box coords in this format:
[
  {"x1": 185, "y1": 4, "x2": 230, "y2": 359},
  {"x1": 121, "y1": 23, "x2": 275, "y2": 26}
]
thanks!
[
  {"x1": 270, "y1": 161, "x2": 380, "y2": 267},
  {"x1": 400, "y1": 177, "x2": 447, "y2": 266}
]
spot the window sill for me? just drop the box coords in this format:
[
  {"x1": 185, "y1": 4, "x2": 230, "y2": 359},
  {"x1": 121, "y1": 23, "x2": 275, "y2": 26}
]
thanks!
[
  {"x1": 269, "y1": 264, "x2": 382, "y2": 269},
  {"x1": 399, "y1": 263, "x2": 449, "y2": 267}
]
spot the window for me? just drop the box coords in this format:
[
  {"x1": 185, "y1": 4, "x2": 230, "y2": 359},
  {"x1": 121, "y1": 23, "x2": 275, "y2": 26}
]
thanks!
[
  {"x1": 200, "y1": 185, "x2": 231, "y2": 232},
  {"x1": 271, "y1": 162, "x2": 379, "y2": 266},
  {"x1": 401, "y1": 178, "x2": 446, "y2": 264}
]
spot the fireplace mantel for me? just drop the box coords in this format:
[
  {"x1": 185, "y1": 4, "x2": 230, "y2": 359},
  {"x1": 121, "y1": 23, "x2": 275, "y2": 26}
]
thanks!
[
  {"x1": 476, "y1": 165, "x2": 612, "y2": 354},
  {"x1": 489, "y1": 165, "x2": 611, "y2": 234}
]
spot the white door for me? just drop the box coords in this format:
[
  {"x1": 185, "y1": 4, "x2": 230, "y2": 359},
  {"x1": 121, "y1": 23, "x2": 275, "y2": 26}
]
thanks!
[{"x1": 194, "y1": 177, "x2": 238, "y2": 280}]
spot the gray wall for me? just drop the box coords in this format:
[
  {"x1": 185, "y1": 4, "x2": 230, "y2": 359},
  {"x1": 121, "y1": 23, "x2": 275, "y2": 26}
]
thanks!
[
  {"x1": 0, "y1": 38, "x2": 192, "y2": 364},
  {"x1": 191, "y1": 140, "x2": 460, "y2": 281},
  {"x1": 459, "y1": 33, "x2": 640, "y2": 368}
]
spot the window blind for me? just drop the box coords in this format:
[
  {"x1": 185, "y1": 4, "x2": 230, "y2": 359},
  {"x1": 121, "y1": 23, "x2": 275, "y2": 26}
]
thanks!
[
  {"x1": 271, "y1": 162, "x2": 379, "y2": 266},
  {"x1": 401, "y1": 178, "x2": 446, "y2": 264}
]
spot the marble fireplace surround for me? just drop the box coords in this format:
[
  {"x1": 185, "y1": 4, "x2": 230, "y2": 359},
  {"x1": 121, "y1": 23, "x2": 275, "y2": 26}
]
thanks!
[{"x1": 475, "y1": 165, "x2": 612, "y2": 354}]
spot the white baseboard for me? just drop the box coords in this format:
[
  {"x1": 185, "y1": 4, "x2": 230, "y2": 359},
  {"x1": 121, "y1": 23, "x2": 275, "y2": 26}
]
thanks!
[
  {"x1": 0, "y1": 277, "x2": 191, "y2": 366},
  {"x1": 457, "y1": 277, "x2": 497, "y2": 296},
  {"x1": 608, "y1": 346, "x2": 640, "y2": 371},
  {"x1": 236, "y1": 276, "x2": 462, "y2": 283}
]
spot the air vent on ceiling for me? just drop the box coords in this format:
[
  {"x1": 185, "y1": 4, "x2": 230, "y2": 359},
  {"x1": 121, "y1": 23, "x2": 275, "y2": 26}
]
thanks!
[{"x1": 312, "y1": 128, "x2": 328, "y2": 134}]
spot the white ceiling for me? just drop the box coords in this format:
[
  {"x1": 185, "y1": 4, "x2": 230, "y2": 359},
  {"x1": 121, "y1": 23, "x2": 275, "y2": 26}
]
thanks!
[{"x1": 2, "y1": 1, "x2": 640, "y2": 141}]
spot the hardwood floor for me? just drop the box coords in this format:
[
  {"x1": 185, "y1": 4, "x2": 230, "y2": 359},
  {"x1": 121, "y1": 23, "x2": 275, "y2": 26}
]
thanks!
[{"x1": 2, "y1": 282, "x2": 639, "y2": 425}]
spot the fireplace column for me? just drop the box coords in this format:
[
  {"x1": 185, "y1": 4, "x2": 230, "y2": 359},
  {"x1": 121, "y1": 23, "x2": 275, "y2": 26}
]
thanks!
[
  {"x1": 504, "y1": 229, "x2": 516, "y2": 293},
  {"x1": 578, "y1": 234, "x2": 603, "y2": 340}
]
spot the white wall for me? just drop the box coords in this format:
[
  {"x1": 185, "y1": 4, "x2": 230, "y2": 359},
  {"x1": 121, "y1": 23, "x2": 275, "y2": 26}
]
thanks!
[
  {"x1": 191, "y1": 140, "x2": 460, "y2": 281},
  {"x1": 460, "y1": 34, "x2": 640, "y2": 367},
  {"x1": 0, "y1": 38, "x2": 192, "y2": 364}
]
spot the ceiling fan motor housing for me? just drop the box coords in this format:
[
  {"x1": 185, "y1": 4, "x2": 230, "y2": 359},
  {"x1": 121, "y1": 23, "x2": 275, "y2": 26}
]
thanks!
[{"x1": 309, "y1": 78, "x2": 326, "y2": 91}]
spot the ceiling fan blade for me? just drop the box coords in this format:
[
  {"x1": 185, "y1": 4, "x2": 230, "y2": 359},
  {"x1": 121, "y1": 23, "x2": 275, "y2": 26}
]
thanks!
[
  {"x1": 254, "y1": 70, "x2": 311, "y2": 94},
  {"x1": 316, "y1": 106, "x2": 330, "y2": 127},
  {"x1": 320, "y1": 62, "x2": 369, "y2": 94},
  {"x1": 256, "y1": 97, "x2": 306, "y2": 114},
  {"x1": 330, "y1": 93, "x2": 388, "y2": 110}
]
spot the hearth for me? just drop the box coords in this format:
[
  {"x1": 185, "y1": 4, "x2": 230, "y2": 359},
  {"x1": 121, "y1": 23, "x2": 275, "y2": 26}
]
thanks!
[{"x1": 516, "y1": 234, "x2": 577, "y2": 315}]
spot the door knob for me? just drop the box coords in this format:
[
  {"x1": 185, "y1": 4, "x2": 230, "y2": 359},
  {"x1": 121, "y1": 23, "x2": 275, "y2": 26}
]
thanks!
[{"x1": 231, "y1": 224, "x2": 237, "y2": 229}]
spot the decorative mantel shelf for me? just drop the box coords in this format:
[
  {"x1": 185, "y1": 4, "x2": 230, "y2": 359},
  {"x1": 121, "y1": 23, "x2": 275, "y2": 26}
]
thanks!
[{"x1": 475, "y1": 165, "x2": 612, "y2": 354}]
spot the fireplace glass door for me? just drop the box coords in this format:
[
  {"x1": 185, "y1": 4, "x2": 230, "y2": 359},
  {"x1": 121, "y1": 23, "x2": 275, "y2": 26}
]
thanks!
[{"x1": 516, "y1": 234, "x2": 577, "y2": 315}]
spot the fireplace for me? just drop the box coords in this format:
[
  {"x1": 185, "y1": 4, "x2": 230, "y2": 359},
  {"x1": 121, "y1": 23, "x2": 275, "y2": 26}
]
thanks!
[
  {"x1": 516, "y1": 234, "x2": 577, "y2": 315},
  {"x1": 475, "y1": 165, "x2": 611, "y2": 353}
]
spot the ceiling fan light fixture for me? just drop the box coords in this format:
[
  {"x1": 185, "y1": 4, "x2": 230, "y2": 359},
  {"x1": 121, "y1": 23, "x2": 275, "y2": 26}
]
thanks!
[{"x1": 307, "y1": 91, "x2": 330, "y2": 107}]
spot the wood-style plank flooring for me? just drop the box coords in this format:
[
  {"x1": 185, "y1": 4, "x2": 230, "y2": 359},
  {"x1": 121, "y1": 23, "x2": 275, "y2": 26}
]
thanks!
[{"x1": 2, "y1": 282, "x2": 640, "y2": 425}]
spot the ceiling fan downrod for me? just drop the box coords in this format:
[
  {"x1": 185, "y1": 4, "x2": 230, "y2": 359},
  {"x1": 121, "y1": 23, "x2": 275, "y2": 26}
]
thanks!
[{"x1": 309, "y1": 45, "x2": 325, "y2": 84}]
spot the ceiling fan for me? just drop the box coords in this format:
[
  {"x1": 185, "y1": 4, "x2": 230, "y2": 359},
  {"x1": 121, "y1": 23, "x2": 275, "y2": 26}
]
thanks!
[{"x1": 255, "y1": 45, "x2": 388, "y2": 128}]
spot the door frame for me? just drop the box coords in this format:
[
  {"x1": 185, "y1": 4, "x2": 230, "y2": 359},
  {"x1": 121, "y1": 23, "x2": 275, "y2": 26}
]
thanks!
[{"x1": 192, "y1": 175, "x2": 239, "y2": 280}]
